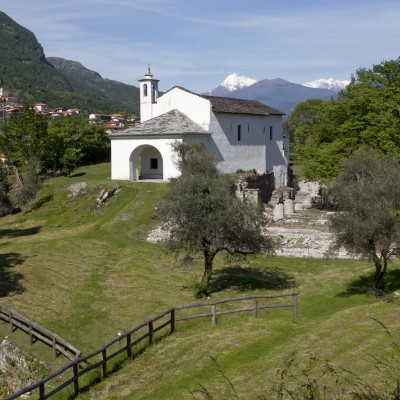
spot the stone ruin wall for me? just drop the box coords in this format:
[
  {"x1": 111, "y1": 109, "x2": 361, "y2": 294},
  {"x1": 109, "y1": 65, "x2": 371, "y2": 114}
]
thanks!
[
  {"x1": 235, "y1": 172, "x2": 275, "y2": 205},
  {"x1": 234, "y1": 172, "x2": 329, "y2": 222}
]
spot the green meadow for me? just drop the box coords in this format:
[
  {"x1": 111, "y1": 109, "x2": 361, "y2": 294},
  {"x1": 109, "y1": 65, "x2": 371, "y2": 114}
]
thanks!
[{"x1": 1, "y1": 162, "x2": 399, "y2": 399}]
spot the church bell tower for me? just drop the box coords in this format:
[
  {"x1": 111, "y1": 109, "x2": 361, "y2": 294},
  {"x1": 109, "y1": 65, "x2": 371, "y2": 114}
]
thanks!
[{"x1": 139, "y1": 66, "x2": 159, "y2": 123}]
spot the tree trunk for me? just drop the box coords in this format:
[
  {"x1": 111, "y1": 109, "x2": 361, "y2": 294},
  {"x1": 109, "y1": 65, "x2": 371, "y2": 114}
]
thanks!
[
  {"x1": 201, "y1": 241, "x2": 216, "y2": 293},
  {"x1": 373, "y1": 254, "x2": 388, "y2": 294}
]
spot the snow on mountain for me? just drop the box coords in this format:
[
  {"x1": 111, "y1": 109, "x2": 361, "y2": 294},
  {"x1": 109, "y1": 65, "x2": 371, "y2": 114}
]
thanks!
[
  {"x1": 205, "y1": 73, "x2": 257, "y2": 96},
  {"x1": 302, "y1": 78, "x2": 350, "y2": 92},
  {"x1": 220, "y1": 73, "x2": 258, "y2": 92}
]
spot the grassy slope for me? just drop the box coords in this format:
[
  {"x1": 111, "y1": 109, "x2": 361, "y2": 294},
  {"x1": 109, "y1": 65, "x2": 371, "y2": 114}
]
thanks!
[{"x1": 0, "y1": 162, "x2": 399, "y2": 399}]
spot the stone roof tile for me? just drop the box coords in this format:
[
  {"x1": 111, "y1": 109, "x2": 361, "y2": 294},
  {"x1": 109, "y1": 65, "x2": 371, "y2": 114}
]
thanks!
[
  {"x1": 109, "y1": 109, "x2": 210, "y2": 137},
  {"x1": 202, "y1": 95, "x2": 284, "y2": 116}
]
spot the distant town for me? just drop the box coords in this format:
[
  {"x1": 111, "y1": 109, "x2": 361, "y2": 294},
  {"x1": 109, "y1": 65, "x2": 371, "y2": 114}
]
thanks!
[{"x1": 0, "y1": 95, "x2": 140, "y2": 130}]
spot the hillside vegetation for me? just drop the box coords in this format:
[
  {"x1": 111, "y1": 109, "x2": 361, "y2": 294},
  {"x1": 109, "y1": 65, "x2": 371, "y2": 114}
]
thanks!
[
  {"x1": 0, "y1": 12, "x2": 139, "y2": 114},
  {"x1": 287, "y1": 57, "x2": 400, "y2": 182},
  {"x1": 0, "y1": 163, "x2": 400, "y2": 399}
]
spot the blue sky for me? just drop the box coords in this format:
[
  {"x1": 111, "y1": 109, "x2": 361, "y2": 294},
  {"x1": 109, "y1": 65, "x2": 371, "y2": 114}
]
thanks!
[{"x1": 1, "y1": 0, "x2": 400, "y2": 93}]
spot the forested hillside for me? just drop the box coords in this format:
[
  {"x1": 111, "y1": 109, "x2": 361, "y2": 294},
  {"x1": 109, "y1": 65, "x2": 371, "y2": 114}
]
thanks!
[{"x1": 0, "y1": 12, "x2": 139, "y2": 114}]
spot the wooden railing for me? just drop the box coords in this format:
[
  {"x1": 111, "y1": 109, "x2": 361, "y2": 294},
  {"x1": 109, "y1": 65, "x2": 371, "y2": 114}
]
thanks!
[
  {"x1": 4, "y1": 292, "x2": 298, "y2": 400},
  {"x1": 0, "y1": 304, "x2": 81, "y2": 361},
  {"x1": 175, "y1": 293, "x2": 299, "y2": 325}
]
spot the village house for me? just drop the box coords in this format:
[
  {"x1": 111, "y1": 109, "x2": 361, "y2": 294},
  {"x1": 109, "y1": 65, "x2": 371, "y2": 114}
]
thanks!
[
  {"x1": 34, "y1": 103, "x2": 50, "y2": 114},
  {"x1": 109, "y1": 68, "x2": 289, "y2": 187},
  {"x1": 89, "y1": 113, "x2": 112, "y2": 124}
]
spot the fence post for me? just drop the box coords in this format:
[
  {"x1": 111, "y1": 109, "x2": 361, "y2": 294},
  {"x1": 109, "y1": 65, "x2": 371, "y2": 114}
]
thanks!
[
  {"x1": 127, "y1": 333, "x2": 132, "y2": 358},
  {"x1": 102, "y1": 349, "x2": 107, "y2": 378},
  {"x1": 211, "y1": 305, "x2": 217, "y2": 326},
  {"x1": 8, "y1": 310, "x2": 13, "y2": 333},
  {"x1": 170, "y1": 309, "x2": 175, "y2": 334},
  {"x1": 52, "y1": 336, "x2": 57, "y2": 359},
  {"x1": 253, "y1": 298, "x2": 258, "y2": 318},
  {"x1": 293, "y1": 293, "x2": 298, "y2": 317},
  {"x1": 29, "y1": 323, "x2": 33, "y2": 344},
  {"x1": 73, "y1": 362, "x2": 79, "y2": 395},
  {"x1": 39, "y1": 383, "x2": 45, "y2": 399},
  {"x1": 149, "y1": 322, "x2": 153, "y2": 345}
]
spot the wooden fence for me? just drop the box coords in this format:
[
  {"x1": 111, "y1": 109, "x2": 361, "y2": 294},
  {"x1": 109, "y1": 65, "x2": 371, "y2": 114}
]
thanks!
[
  {"x1": 4, "y1": 292, "x2": 298, "y2": 400},
  {"x1": 0, "y1": 304, "x2": 81, "y2": 361}
]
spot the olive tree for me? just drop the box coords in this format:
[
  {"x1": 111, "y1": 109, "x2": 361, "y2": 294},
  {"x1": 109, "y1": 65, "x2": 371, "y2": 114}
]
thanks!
[
  {"x1": 158, "y1": 142, "x2": 275, "y2": 296},
  {"x1": 329, "y1": 149, "x2": 400, "y2": 294}
]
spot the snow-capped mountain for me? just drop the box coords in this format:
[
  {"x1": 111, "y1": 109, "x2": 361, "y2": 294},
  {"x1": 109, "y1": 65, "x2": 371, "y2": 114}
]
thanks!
[
  {"x1": 221, "y1": 73, "x2": 258, "y2": 92},
  {"x1": 205, "y1": 73, "x2": 257, "y2": 96},
  {"x1": 302, "y1": 78, "x2": 350, "y2": 92},
  {"x1": 223, "y1": 78, "x2": 337, "y2": 115},
  {"x1": 202, "y1": 73, "x2": 341, "y2": 114}
]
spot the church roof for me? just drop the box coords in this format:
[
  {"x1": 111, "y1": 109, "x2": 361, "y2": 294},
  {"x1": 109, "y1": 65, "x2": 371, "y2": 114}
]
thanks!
[
  {"x1": 161, "y1": 86, "x2": 284, "y2": 116},
  {"x1": 108, "y1": 109, "x2": 210, "y2": 138},
  {"x1": 202, "y1": 95, "x2": 284, "y2": 116}
]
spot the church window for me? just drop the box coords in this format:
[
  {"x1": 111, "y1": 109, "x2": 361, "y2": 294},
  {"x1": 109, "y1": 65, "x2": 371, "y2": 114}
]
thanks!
[
  {"x1": 150, "y1": 158, "x2": 158, "y2": 169},
  {"x1": 143, "y1": 84, "x2": 148, "y2": 97},
  {"x1": 237, "y1": 125, "x2": 242, "y2": 141},
  {"x1": 269, "y1": 126, "x2": 273, "y2": 140}
]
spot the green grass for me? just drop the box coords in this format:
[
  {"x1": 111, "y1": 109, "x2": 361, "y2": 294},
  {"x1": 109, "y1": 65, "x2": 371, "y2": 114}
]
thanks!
[{"x1": 1, "y1": 162, "x2": 400, "y2": 399}]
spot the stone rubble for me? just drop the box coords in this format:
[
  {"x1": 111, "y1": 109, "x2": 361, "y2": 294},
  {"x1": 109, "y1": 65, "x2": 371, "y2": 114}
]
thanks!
[
  {"x1": 147, "y1": 180, "x2": 350, "y2": 259},
  {"x1": 0, "y1": 337, "x2": 48, "y2": 396}
]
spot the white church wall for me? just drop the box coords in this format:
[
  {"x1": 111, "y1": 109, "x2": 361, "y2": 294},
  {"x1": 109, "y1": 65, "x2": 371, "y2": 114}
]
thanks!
[
  {"x1": 110, "y1": 137, "x2": 181, "y2": 181},
  {"x1": 207, "y1": 113, "x2": 266, "y2": 172},
  {"x1": 154, "y1": 88, "x2": 211, "y2": 130},
  {"x1": 205, "y1": 113, "x2": 287, "y2": 187},
  {"x1": 265, "y1": 115, "x2": 288, "y2": 187}
]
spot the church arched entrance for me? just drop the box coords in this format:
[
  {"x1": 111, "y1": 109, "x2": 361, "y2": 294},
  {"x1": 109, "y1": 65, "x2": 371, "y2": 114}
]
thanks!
[{"x1": 129, "y1": 145, "x2": 163, "y2": 181}]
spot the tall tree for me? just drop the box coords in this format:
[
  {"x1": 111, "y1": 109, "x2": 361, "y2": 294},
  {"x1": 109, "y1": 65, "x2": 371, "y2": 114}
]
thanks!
[
  {"x1": 289, "y1": 57, "x2": 400, "y2": 182},
  {"x1": 286, "y1": 99, "x2": 343, "y2": 181},
  {"x1": 158, "y1": 142, "x2": 275, "y2": 296},
  {"x1": 0, "y1": 106, "x2": 49, "y2": 168},
  {"x1": 44, "y1": 116, "x2": 108, "y2": 175},
  {"x1": 329, "y1": 149, "x2": 400, "y2": 294},
  {"x1": 1, "y1": 110, "x2": 108, "y2": 176}
]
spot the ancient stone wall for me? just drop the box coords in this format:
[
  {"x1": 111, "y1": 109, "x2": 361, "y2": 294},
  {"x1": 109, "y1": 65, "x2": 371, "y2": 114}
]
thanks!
[{"x1": 235, "y1": 172, "x2": 275, "y2": 204}]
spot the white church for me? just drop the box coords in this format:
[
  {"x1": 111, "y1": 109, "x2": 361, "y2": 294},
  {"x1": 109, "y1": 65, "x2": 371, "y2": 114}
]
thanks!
[{"x1": 109, "y1": 68, "x2": 289, "y2": 188}]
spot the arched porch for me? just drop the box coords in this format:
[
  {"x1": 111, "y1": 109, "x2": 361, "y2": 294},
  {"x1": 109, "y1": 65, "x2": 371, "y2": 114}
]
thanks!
[{"x1": 129, "y1": 144, "x2": 164, "y2": 181}]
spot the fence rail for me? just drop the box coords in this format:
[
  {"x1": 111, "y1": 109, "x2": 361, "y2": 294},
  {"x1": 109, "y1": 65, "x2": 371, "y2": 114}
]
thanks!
[
  {"x1": 4, "y1": 292, "x2": 298, "y2": 400},
  {"x1": 0, "y1": 304, "x2": 81, "y2": 361}
]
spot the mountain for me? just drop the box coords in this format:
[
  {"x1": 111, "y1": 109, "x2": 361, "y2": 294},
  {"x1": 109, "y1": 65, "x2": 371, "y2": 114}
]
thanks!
[
  {"x1": 205, "y1": 73, "x2": 257, "y2": 96},
  {"x1": 0, "y1": 12, "x2": 139, "y2": 114},
  {"x1": 223, "y1": 78, "x2": 337, "y2": 115},
  {"x1": 47, "y1": 57, "x2": 140, "y2": 113},
  {"x1": 303, "y1": 78, "x2": 350, "y2": 92}
]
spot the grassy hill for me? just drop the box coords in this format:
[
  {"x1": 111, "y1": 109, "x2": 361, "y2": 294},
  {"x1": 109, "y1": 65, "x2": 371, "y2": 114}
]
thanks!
[
  {"x1": 0, "y1": 12, "x2": 139, "y2": 114},
  {"x1": 0, "y1": 163, "x2": 399, "y2": 399}
]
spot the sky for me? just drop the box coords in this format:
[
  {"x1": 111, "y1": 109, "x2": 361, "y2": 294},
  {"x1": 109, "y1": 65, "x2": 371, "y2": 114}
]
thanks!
[{"x1": 1, "y1": 0, "x2": 400, "y2": 93}]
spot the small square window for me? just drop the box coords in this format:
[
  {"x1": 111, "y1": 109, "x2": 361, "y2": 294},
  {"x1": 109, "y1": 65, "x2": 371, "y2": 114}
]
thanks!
[{"x1": 150, "y1": 158, "x2": 158, "y2": 169}]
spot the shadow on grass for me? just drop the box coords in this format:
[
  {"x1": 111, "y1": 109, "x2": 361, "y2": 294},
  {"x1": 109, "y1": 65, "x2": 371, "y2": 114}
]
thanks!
[
  {"x1": 69, "y1": 172, "x2": 86, "y2": 178},
  {"x1": 0, "y1": 252, "x2": 25, "y2": 296},
  {"x1": 209, "y1": 266, "x2": 297, "y2": 294},
  {"x1": 0, "y1": 226, "x2": 41, "y2": 238},
  {"x1": 338, "y1": 269, "x2": 400, "y2": 297}
]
